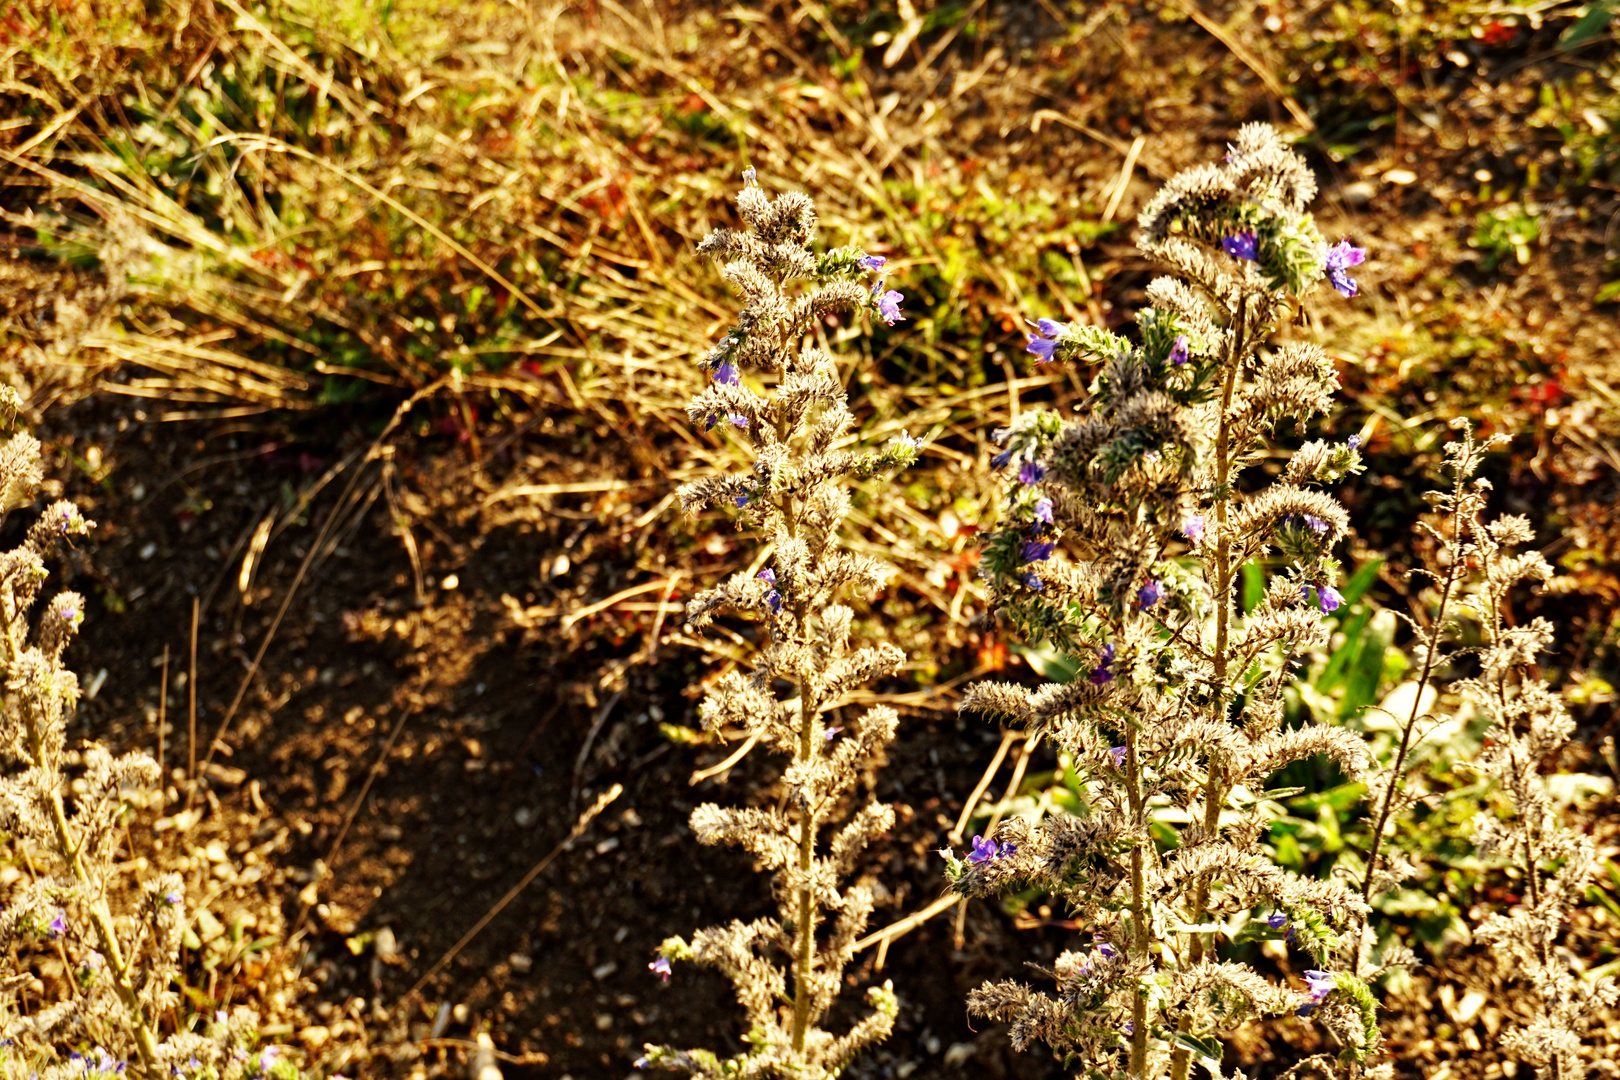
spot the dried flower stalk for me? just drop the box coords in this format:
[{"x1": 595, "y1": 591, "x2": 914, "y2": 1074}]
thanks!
[
  {"x1": 955, "y1": 126, "x2": 1382, "y2": 1079},
  {"x1": 639, "y1": 172, "x2": 916, "y2": 1079}
]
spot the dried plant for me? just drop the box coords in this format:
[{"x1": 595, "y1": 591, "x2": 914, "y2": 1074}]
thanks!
[
  {"x1": 0, "y1": 392, "x2": 283, "y2": 1080},
  {"x1": 952, "y1": 126, "x2": 1383, "y2": 1079},
  {"x1": 637, "y1": 172, "x2": 917, "y2": 1078},
  {"x1": 1401, "y1": 424, "x2": 1619, "y2": 1080}
]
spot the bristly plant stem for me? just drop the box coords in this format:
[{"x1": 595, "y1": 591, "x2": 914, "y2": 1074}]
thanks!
[
  {"x1": 1126, "y1": 726, "x2": 1150, "y2": 1077},
  {"x1": 1353, "y1": 465, "x2": 1466, "y2": 977},
  {"x1": 1172, "y1": 299, "x2": 1245, "y2": 1080},
  {"x1": 17, "y1": 675, "x2": 161, "y2": 1076}
]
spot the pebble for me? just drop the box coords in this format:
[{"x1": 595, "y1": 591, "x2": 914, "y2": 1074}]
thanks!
[
  {"x1": 470, "y1": 1033, "x2": 501, "y2": 1080},
  {"x1": 374, "y1": 926, "x2": 399, "y2": 960},
  {"x1": 1340, "y1": 180, "x2": 1376, "y2": 208},
  {"x1": 508, "y1": 953, "x2": 532, "y2": 974}
]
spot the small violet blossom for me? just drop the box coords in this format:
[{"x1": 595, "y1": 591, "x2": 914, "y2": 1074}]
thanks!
[
  {"x1": 966, "y1": 834, "x2": 1016, "y2": 865},
  {"x1": 1108, "y1": 746, "x2": 1126, "y2": 769},
  {"x1": 1018, "y1": 460, "x2": 1046, "y2": 485},
  {"x1": 1089, "y1": 643, "x2": 1116, "y2": 686},
  {"x1": 857, "y1": 253, "x2": 887, "y2": 272},
  {"x1": 872, "y1": 281, "x2": 906, "y2": 326},
  {"x1": 1167, "y1": 334, "x2": 1189, "y2": 366},
  {"x1": 1137, "y1": 579, "x2": 1163, "y2": 610},
  {"x1": 1347, "y1": 434, "x2": 1362, "y2": 450},
  {"x1": 1025, "y1": 334, "x2": 1057, "y2": 365},
  {"x1": 1033, "y1": 496, "x2": 1054, "y2": 526},
  {"x1": 1093, "y1": 938, "x2": 1119, "y2": 959},
  {"x1": 990, "y1": 447, "x2": 1014, "y2": 470},
  {"x1": 1021, "y1": 540, "x2": 1056, "y2": 563},
  {"x1": 712, "y1": 361, "x2": 740, "y2": 386},
  {"x1": 1301, "y1": 583, "x2": 1345, "y2": 613},
  {"x1": 742, "y1": 167, "x2": 756, "y2": 183},
  {"x1": 824, "y1": 726, "x2": 843, "y2": 742},
  {"x1": 47, "y1": 911, "x2": 66, "y2": 939},
  {"x1": 1303, "y1": 515, "x2": 1328, "y2": 534},
  {"x1": 1297, "y1": 969, "x2": 1336, "y2": 1016},
  {"x1": 1020, "y1": 572, "x2": 1043, "y2": 592},
  {"x1": 649, "y1": 957, "x2": 672, "y2": 982},
  {"x1": 1222, "y1": 231, "x2": 1259, "y2": 262},
  {"x1": 258, "y1": 1048, "x2": 280, "y2": 1075},
  {"x1": 735, "y1": 493, "x2": 751, "y2": 508},
  {"x1": 1323, "y1": 240, "x2": 1367, "y2": 298},
  {"x1": 1267, "y1": 912, "x2": 1298, "y2": 942},
  {"x1": 1183, "y1": 515, "x2": 1206, "y2": 545},
  {"x1": 758, "y1": 568, "x2": 783, "y2": 614},
  {"x1": 164, "y1": 890, "x2": 183, "y2": 905}
]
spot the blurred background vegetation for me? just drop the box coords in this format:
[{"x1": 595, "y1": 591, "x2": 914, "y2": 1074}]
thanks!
[{"x1": 3, "y1": 0, "x2": 1620, "y2": 1076}]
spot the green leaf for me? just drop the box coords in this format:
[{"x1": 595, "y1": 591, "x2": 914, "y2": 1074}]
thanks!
[
  {"x1": 1011, "y1": 641, "x2": 1082, "y2": 683},
  {"x1": 1317, "y1": 607, "x2": 1372, "y2": 693},
  {"x1": 1165, "y1": 1031, "x2": 1223, "y2": 1071},
  {"x1": 1241, "y1": 560, "x2": 1265, "y2": 614},
  {"x1": 1338, "y1": 558, "x2": 1383, "y2": 605},
  {"x1": 1561, "y1": 0, "x2": 1616, "y2": 49},
  {"x1": 1597, "y1": 279, "x2": 1620, "y2": 303},
  {"x1": 1339, "y1": 610, "x2": 1394, "y2": 719}
]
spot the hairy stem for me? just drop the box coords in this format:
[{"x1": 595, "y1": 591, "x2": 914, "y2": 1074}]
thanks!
[
  {"x1": 1353, "y1": 479, "x2": 1466, "y2": 976},
  {"x1": 1172, "y1": 298, "x2": 1246, "y2": 1080},
  {"x1": 1126, "y1": 725, "x2": 1150, "y2": 1077}
]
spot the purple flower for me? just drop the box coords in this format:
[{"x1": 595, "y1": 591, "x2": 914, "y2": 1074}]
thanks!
[
  {"x1": 872, "y1": 282, "x2": 906, "y2": 326},
  {"x1": 649, "y1": 957, "x2": 672, "y2": 982},
  {"x1": 1033, "y1": 496, "x2": 1054, "y2": 526},
  {"x1": 967, "y1": 834, "x2": 998, "y2": 865},
  {"x1": 759, "y1": 571, "x2": 783, "y2": 614},
  {"x1": 1018, "y1": 460, "x2": 1046, "y2": 485},
  {"x1": 163, "y1": 888, "x2": 183, "y2": 905},
  {"x1": 1297, "y1": 969, "x2": 1336, "y2": 1016},
  {"x1": 735, "y1": 493, "x2": 751, "y2": 508},
  {"x1": 1021, "y1": 540, "x2": 1056, "y2": 563},
  {"x1": 1267, "y1": 912, "x2": 1298, "y2": 941},
  {"x1": 635, "y1": 1057, "x2": 650, "y2": 1070},
  {"x1": 824, "y1": 726, "x2": 843, "y2": 742},
  {"x1": 1168, "y1": 334, "x2": 1189, "y2": 366},
  {"x1": 1089, "y1": 644, "x2": 1116, "y2": 686},
  {"x1": 1303, "y1": 515, "x2": 1328, "y2": 534},
  {"x1": 1025, "y1": 334, "x2": 1057, "y2": 365},
  {"x1": 727, "y1": 413, "x2": 749, "y2": 429},
  {"x1": 1347, "y1": 434, "x2": 1362, "y2": 450},
  {"x1": 991, "y1": 427, "x2": 1011, "y2": 446},
  {"x1": 1323, "y1": 240, "x2": 1366, "y2": 298},
  {"x1": 1094, "y1": 938, "x2": 1119, "y2": 959},
  {"x1": 990, "y1": 448, "x2": 1013, "y2": 470},
  {"x1": 713, "y1": 361, "x2": 740, "y2": 386},
  {"x1": 858, "y1": 253, "x2": 887, "y2": 271},
  {"x1": 1108, "y1": 746, "x2": 1126, "y2": 768},
  {"x1": 47, "y1": 911, "x2": 66, "y2": 938},
  {"x1": 1036, "y1": 318, "x2": 1066, "y2": 337},
  {"x1": 258, "y1": 1047, "x2": 280, "y2": 1075},
  {"x1": 1317, "y1": 584, "x2": 1343, "y2": 613},
  {"x1": 742, "y1": 167, "x2": 756, "y2": 183},
  {"x1": 1223, "y1": 231, "x2": 1259, "y2": 261},
  {"x1": 1137, "y1": 580, "x2": 1162, "y2": 609},
  {"x1": 1020, "y1": 572, "x2": 1043, "y2": 591},
  {"x1": 1183, "y1": 515, "x2": 1206, "y2": 544}
]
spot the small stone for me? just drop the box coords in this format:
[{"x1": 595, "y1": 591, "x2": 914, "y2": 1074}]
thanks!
[
  {"x1": 1340, "y1": 181, "x2": 1375, "y2": 208},
  {"x1": 591, "y1": 961, "x2": 618, "y2": 980},
  {"x1": 1383, "y1": 168, "x2": 1417, "y2": 185},
  {"x1": 508, "y1": 953, "x2": 532, "y2": 974},
  {"x1": 452, "y1": 1003, "x2": 471, "y2": 1024},
  {"x1": 374, "y1": 927, "x2": 399, "y2": 960},
  {"x1": 594, "y1": 1014, "x2": 613, "y2": 1031},
  {"x1": 514, "y1": 807, "x2": 536, "y2": 828}
]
